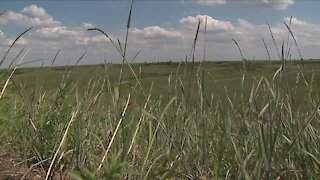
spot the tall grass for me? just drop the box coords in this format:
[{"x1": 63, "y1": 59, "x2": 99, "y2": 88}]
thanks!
[{"x1": 1, "y1": 4, "x2": 320, "y2": 180}]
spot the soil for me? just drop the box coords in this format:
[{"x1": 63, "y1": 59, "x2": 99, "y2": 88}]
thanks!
[{"x1": 0, "y1": 144, "x2": 42, "y2": 180}]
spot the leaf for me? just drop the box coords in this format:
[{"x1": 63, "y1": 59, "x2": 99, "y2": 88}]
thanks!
[
  {"x1": 272, "y1": 66, "x2": 282, "y2": 81},
  {"x1": 258, "y1": 103, "x2": 270, "y2": 119}
]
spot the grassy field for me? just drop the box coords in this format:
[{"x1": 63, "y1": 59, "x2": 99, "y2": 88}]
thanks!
[
  {"x1": 7, "y1": 60, "x2": 320, "y2": 104},
  {"x1": 1, "y1": 60, "x2": 320, "y2": 179}
]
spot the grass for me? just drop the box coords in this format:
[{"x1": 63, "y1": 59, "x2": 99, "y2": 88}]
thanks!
[
  {"x1": 1, "y1": 60, "x2": 320, "y2": 179},
  {"x1": 1, "y1": 5, "x2": 320, "y2": 179},
  {"x1": 7, "y1": 61, "x2": 320, "y2": 107}
]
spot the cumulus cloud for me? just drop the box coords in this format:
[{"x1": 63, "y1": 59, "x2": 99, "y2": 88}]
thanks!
[
  {"x1": 21, "y1": 4, "x2": 51, "y2": 19},
  {"x1": 254, "y1": 0, "x2": 295, "y2": 10},
  {"x1": 5, "y1": 37, "x2": 29, "y2": 46},
  {"x1": 0, "y1": 5, "x2": 61, "y2": 27},
  {"x1": 282, "y1": 17, "x2": 320, "y2": 47},
  {"x1": 89, "y1": 34, "x2": 120, "y2": 45},
  {"x1": 74, "y1": 36, "x2": 90, "y2": 45},
  {"x1": 1, "y1": 4, "x2": 319, "y2": 66},
  {"x1": 180, "y1": 15, "x2": 234, "y2": 32},
  {"x1": 37, "y1": 26, "x2": 80, "y2": 38},
  {"x1": 284, "y1": 17, "x2": 307, "y2": 26},
  {"x1": 196, "y1": 0, "x2": 227, "y2": 5},
  {"x1": 34, "y1": 26, "x2": 91, "y2": 46},
  {"x1": 90, "y1": 35, "x2": 109, "y2": 43},
  {"x1": 195, "y1": 0, "x2": 294, "y2": 10},
  {"x1": 176, "y1": 14, "x2": 320, "y2": 60},
  {"x1": 131, "y1": 26, "x2": 181, "y2": 39},
  {"x1": 237, "y1": 18, "x2": 256, "y2": 30},
  {"x1": 82, "y1": 22, "x2": 95, "y2": 29}
]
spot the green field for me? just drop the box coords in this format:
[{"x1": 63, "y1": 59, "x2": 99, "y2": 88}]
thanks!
[
  {"x1": 8, "y1": 60, "x2": 320, "y2": 104},
  {"x1": 1, "y1": 60, "x2": 320, "y2": 179}
]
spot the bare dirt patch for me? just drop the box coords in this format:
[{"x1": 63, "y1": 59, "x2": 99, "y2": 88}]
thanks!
[{"x1": 0, "y1": 144, "x2": 41, "y2": 180}]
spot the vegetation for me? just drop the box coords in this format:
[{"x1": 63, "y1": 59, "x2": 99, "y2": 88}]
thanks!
[{"x1": 1, "y1": 5, "x2": 320, "y2": 180}]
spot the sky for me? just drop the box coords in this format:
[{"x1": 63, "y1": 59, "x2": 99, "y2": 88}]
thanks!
[{"x1": 0, "y1": 0, "x2": 320, "y2": 67}]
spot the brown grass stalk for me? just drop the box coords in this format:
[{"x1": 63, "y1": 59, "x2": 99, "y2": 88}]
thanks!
[
  {"x1": 97, "y1": 94, "x2": 131, "y2": 172},
  {"x1": 45, "y1": 109, "x2": 79, "y2": 180}
]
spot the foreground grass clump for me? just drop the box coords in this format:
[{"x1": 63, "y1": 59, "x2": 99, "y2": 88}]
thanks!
[{"x1": 1, "y1": 60, "x2": 320, "y2": 179}]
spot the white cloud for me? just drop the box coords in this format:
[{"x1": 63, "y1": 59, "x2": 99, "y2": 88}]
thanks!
[
  {"x1": 284, "y1": 17, "x2": 307, "y2": 26},
  {"x1": 196, "y1": 0, "x2": 227, "y2": 5},
  {"x1": 37, "y1": 26, "x2": 80, "y2": 38},
  {"x1": 180, "y1": 15, "x2": 234, "y2": 32},
  {"x1": 281, "y1": 17, "x2": 320, "y2": 47},
  {"x1": 5, "y1": 37, "x2": 29, "y2": 46},
  {"x1": 176, "y1": 14, "x2": 320, "y2": 60},
  {"x1": 82, "y1": 22, "x2": 95, "y2": 29},
  {"x1": 1, "y1": 6, "x2": 320, "y2": 66},
  {"x1": 195, "y1": 0, "x2": 294, "y2": 10},
  {"x1": 21, "y1": 4, "x2": 51, "y2": 19},
  {"x1": 34, "y1": 26, "x2": 91, "y2": 46},
  {"x1": 90, "y1": 34, "x2": 111, "y2": 43},
  {"x1": 255, "y1": 0, "x2": 295, "y2": 10},
  {"x1": 74, "y1": 36, "x2": 90, "y2": 45},
  {"x1": 237, "y1": 18, "x2": 255, "y2": 30},
  {"x1": 131, "y1": 26, "x2": 181, "y2": 39},
  {"x1": 0, "y1": 6, "x2": 61, "y2": 27}
]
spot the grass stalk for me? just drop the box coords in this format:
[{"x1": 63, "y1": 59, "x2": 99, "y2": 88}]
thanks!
[
  {"x1": 267, "y1": 21, "x2": 281, "y2": 60},
  {"x1": 261, "y1": 37, "x2": 271, "y2": 61},
  {"x1": 97, "y1": 94, "x2": 131, "y2": 172},
  {"x1": 185, "y1": 19, "x2": 201, "y2": 109},
  {"x1": 45, "y1": 108, "x2": 79, "y2": 180},
  {"x1": 232, "y1": 38, "x2": 246, "y2": 73},
  {"x1": 0, "y1": 48, "x2": 31, "y2": 99},
  {"x1": 127, "y1": 87, "x2": 152, "y2": 155},
  {"x1": 0, "y1": 27, "x2": 32, "y2": 66},
  {"x1": 0, "y1": 8, "x2": 8, "y2": 16},
  {"x1": 284, "y1": 22, "x2": 303, "y2": 61},
  {"x1": 51, "y1": 49, "x2": 61, "y2": 66},
  {"x1": 141, "y1": 97, "x2": 177, "y2": 178}
]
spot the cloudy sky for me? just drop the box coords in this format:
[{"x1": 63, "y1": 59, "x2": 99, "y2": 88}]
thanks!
[{"x1": 0, "y1": 0, "x2": 319, "y2": 67}]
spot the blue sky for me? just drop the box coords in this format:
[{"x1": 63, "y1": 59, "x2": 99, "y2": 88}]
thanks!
[{"x1": 0, "y1": 0, "x2": 320, "y2": 66}]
